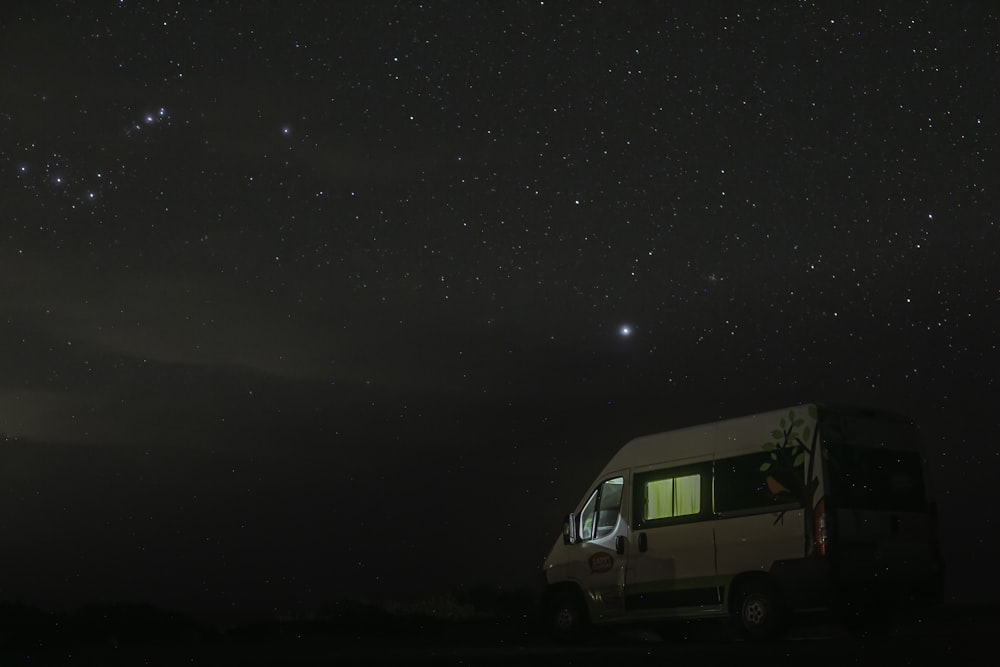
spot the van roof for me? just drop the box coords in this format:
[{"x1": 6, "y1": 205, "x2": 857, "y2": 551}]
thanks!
[{"x1": 596, "y1": 403, "x2": 818, "y2": 478}]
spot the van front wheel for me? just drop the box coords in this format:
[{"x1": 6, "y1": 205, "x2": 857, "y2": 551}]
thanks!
[
  {"x1": 736, "y1": 580, "x2": 784, "y2": 640},
  {"x1": 546, "y1": 592, "x2": 587, "y2": 641}
]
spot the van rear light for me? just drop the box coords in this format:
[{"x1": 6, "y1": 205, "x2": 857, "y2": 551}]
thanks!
[{"x1": 814, "y1": 498, "x2": 828, "y2": 557}]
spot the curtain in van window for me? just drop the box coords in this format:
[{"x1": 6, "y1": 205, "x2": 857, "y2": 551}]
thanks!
[{"x1": 645, "y1": 473, "x2": 701, "y2": 520}]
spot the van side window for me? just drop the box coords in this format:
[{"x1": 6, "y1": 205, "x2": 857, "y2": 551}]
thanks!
[
  {"x1": 633, "y1": 467, "x2": 707, "y2": 528},
  {"x1": 643, "y1": 473, "x2": 701, "y2": 520},
  {"x1": 578, "y1": 476, "x2": 624, "y2": 541},
  {"x1": 715, "y1": 452, "x2": 801, "y2": 514}
]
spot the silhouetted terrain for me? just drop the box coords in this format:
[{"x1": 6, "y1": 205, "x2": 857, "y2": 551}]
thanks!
[
  {"x1": 0, "y1": 593, "x2": 997, "y2": 665},
  {"x1": 0, "y1": 600, "x2": 207, "y2": 651}
]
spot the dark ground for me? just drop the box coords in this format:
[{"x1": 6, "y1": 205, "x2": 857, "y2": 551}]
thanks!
[{"x1": 0, "y1": 599, "x2": 997, "y2": 666}]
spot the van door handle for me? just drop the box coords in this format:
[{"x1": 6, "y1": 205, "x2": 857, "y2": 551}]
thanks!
[
  {"x1": 638, "y1": 532, "x2": 648, "y2": 553},
  {"x1": 616, "y1": 535, "x2": 625, "y2": 555}
]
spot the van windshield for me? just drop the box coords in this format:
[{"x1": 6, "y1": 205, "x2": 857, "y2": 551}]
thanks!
[{"x1": 820, "y1": 409, "x2": 928, "y2": 512}]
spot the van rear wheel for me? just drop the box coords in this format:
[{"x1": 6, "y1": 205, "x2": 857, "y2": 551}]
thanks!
[{"x1": 736, "y1": 580, "x2": 784, "y2": 640}]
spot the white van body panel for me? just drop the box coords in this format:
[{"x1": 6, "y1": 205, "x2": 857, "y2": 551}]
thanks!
[
  {"x1": 714, "y1": 509, "x2": 806, "y2": 577},
  {"x1": 540, "y1": 403, "x2": 943, "y2": 632}
]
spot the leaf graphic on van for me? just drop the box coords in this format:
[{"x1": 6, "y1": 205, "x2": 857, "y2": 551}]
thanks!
[{"x1": 757, "y1": 406, "x2": 823, "y2": 555}]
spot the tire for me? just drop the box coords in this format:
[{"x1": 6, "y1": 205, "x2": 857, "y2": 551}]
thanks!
[
  {"x1": 735, "y1": 580, "x2": 785, "y2": 640},
  {"x1": 546, "y1": 592, "x2": 587, "y2": 642}
]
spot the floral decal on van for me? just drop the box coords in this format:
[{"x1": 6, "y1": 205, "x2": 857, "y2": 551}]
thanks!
[{"x1": 760, "y1": 405, "x2": 821, "y2": 550}]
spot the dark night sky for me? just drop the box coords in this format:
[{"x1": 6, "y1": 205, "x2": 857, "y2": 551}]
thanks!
[{"x1": 1, "y1": 1, "x2": 998, "y2": 617}]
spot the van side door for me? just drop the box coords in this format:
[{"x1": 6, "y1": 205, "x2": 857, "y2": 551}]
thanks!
[{"x1": 625, "y1": 462, "x2": 722, "y2": 616}]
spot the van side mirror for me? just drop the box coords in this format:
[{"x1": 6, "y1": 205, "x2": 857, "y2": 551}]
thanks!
[{"x1": 562, "y1": 513, "x2": 577, "y2": 545}]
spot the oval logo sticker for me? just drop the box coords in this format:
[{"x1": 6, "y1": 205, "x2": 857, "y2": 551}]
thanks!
[{"x1": 589, "y1": 551, "x2": 614, "y2": 573}]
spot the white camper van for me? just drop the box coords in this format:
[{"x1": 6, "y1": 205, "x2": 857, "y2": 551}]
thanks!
[{"x1": 538, "y1": 404, "x2": 944, "y2": 639}]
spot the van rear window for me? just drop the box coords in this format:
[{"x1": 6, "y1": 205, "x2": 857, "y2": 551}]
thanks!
[{"x1": 825, "y1": 445, "x2": 927, "y2": 512}]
